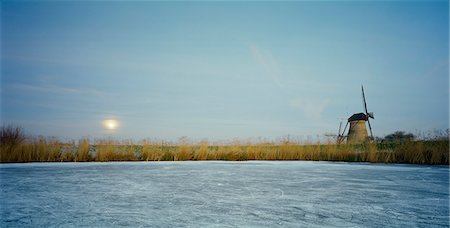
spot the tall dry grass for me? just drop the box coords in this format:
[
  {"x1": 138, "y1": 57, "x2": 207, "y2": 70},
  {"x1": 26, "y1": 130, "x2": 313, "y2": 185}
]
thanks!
[
  {"x1": 76, "y1": 138, "x2": 91, "y2": 162},
  {"x1": 1, "y1": 136, "x2": 72, "y2": 162},
  {"x1": 95, "y1": 139, "x2": 137, "y2": 162},
  {"x1": 140, "y1": 140, "x2": 175, "y2": 161},
  {"x1": 1, "y1": 125, "x2": 448, "y2": 164}
]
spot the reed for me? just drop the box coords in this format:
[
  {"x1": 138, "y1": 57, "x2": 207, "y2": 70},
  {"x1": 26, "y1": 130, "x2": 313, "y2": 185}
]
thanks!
[
  {"x1": 174, "y1": 138, "x2": 193, "y2": 161},
  {"x1": 76, "y1": 138, "x2": 91, "y2": 162},
  {"x1": 95, "y1": 139, "x2": 115, "y2": 162},
  {"x1": 1, "y1": 125, "x2": 448, "y2": 165},
  {"x1": 193, "y1": 140, "x2": 209, "y2": 160},
  {"x1": 140, "y1": 140, "x2": 175, "y2": 161},
  {"x1": 94, "y1": 139, "x2": 138, "y2": 162}
]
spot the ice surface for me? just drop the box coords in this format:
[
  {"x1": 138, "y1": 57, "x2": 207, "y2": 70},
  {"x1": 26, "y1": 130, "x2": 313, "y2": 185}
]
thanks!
[{"x1": 1, "y1": 161, "x2": 448, "y2": 227}]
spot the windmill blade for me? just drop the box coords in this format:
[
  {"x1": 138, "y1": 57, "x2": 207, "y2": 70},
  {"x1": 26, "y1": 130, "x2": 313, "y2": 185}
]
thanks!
[
  {"x1": 338, "y1": 122, "x2": 349, "y2": 144},
  {"x1": 362, "y1": 85, "x2": 368, "y2": 114},
  {"x1": 336, "y1": 122, "x2": 343, "y2": 143},
  {"x1": 341, "y1": 122, "x2": 349, "y2": 137},
  {"x1": 342, "y1": 122, "x2": 349, "y2": 134},
  {"x1": 367, "y1": 118, "x2": 374, "y2": 139},
  {"x1": 338, "y1": 122, "x2": 342, "y2": 136}
]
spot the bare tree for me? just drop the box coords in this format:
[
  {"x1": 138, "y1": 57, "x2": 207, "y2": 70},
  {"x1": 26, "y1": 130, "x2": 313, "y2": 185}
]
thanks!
[{"x1": 1, "y1": 125, "x2": 26, "y2": 150}]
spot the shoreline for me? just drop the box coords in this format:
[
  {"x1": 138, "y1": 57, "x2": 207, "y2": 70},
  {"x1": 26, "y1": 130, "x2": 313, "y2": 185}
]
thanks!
[{"x1": 1, "y1": 159, "x2": 449, "y2": 166}]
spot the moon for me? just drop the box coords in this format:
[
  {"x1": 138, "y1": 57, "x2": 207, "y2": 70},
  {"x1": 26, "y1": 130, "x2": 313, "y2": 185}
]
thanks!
[{"x1": 102, "y1": 119, "x2": 119, "y2": 131}]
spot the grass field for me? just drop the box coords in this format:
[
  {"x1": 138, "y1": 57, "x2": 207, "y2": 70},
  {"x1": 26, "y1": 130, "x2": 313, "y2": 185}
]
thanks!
[{"x1": 1, "y1": 136, "x2": 448, "y2": 165}]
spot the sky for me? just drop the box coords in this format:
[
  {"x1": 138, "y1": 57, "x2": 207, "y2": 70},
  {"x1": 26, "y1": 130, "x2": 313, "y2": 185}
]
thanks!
[{"x1": 1, "y1": 1, "x2": 448, "y2": 142}]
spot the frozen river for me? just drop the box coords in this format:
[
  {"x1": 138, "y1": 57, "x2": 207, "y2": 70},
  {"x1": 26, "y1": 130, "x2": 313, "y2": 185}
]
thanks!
[{"x1": 1, "y1": 161, "x2": 448, "y2": 227}]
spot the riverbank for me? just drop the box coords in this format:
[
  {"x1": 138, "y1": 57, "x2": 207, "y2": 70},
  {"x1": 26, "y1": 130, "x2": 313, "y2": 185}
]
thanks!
[{"x1": 1, "y1": 139, "x2": 448, "y2": 165}]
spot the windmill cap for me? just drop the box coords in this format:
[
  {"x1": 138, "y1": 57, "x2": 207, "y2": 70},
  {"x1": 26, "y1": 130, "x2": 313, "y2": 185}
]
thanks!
[{"x1": 348, "y1": 113, "x2": 367, "y2": 121}]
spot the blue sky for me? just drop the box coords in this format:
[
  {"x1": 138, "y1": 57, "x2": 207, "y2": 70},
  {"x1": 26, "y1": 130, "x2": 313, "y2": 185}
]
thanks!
[{"x1": 1, "y1": 1, "x2": 448, "y2": 141}]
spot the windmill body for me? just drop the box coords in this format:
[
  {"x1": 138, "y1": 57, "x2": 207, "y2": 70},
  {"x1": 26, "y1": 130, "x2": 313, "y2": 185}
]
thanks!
[{"x1": 347, "y1": 113, "x2": 369, "y2": 143}]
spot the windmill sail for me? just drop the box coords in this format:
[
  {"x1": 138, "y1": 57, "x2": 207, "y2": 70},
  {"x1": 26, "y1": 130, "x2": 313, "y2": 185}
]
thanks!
[{"x1": 361, "y1": 85, "x2": 374, "y2": 139}]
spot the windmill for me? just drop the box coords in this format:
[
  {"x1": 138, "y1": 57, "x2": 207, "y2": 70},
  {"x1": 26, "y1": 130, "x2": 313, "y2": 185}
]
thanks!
[{"x1": 337, "y1": 85, "x2": 374, "y2": 144}]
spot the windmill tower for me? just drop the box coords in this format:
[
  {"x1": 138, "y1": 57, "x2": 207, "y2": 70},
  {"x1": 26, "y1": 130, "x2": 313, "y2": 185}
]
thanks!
[{"x1": 337, "y1": 85, "x2": 374, "y2": 144}]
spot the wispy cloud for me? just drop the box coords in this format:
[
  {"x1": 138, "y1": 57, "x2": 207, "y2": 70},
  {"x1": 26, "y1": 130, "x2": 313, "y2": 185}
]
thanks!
[
  {"x1": 7, "y1": 83, "x2": 106, "y2": 97},
  {"x1": 289, "y1": 97, "x2": 330, "y2": 120},
  {"x1": 248, "y1": 43, "x2": 283, "y2": 88}
]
